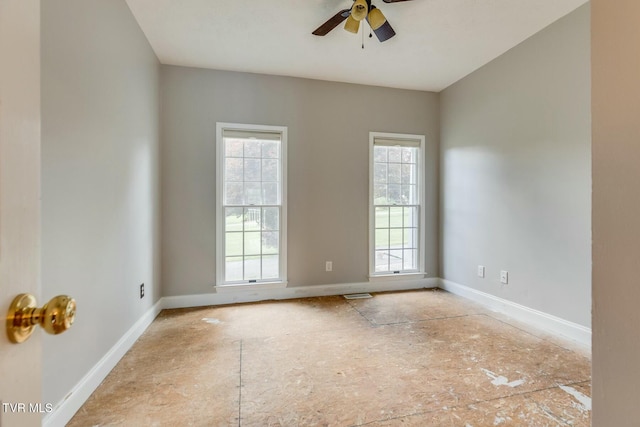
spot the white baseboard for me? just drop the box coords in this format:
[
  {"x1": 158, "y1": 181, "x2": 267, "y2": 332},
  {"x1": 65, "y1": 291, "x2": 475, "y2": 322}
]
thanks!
[
  {"x1": 438, "y1": 279, "x2": 591, "y2": 348},
  {"x1": 162, "y1": 277, "x2": 439, "y2": 309},
  {"x1": 43, "y1": 300, "x2": 163, "y2": 427}
]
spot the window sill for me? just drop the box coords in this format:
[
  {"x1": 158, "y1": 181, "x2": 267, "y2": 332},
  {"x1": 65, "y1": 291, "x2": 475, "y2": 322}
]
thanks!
[
  {"x1": 368, "y1": 272, "x2": 427, "y2": 282},
  {"x1": 215, "y1": 281, "x2": 288, "y2": 292}
]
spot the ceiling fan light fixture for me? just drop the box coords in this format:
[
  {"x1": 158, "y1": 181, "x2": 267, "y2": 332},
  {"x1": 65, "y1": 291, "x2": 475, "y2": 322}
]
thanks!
[
  {"x1": 368, "y1": 7, "x2": 386, "y2": 30},
  {"x1": 312, "y1": 0, "x2": 409, "y2": 42},
  {"x1": 351, "y1": 0, "x2": 369, "y2": 21},
  {"x1": 344, "y1": 15, "x2": 360, "y2": 33}
]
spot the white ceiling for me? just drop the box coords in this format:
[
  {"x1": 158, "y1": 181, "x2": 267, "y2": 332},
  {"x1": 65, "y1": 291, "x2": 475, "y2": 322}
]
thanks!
[{"x1": 125, "y1": 0, "x2": 588, "y2": 92}]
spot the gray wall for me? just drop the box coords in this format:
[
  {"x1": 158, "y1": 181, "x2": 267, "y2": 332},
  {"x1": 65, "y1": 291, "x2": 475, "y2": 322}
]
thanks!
[
  {"x1": 440, "y1": 5, "x2": 591, "y2": 327},
  {"x1": 41, "y1": 0, "x2": 161, "y2": 407},
  {"x1": 161, "y1": 66, "x2": 439, "y2": 296},
  {"x1": 592, "y1": 0, "x2": 640, "y2": 423}
]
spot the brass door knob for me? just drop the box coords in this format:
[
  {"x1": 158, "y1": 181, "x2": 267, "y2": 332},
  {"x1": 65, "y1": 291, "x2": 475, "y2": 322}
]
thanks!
[{"x1": 6, "y1": 294, "x2": 76, "y2": 343}]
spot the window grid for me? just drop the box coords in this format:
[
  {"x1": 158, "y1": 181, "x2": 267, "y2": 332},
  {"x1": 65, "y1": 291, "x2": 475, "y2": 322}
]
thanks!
[
  {"x1": 224, "y1": 206, "x2": 281, "y2": 282},
  {"x1": 374, "y1": 206, "x2": 419, "y2": 273},
  {"x1": 370, "y1": 136, "x2": 424, "y2": 276},
  {"x1": 224, "y1": 138, "x2": 280, "y2": 207},
  {"x1": 221, "y1": 131, "x2": 283, "y2": 284}
]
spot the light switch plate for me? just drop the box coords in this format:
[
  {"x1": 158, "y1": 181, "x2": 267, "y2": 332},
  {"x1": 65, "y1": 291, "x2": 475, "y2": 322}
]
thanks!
[{"x1": 477, "y1": 265, "x2": 485, "y2": 278}]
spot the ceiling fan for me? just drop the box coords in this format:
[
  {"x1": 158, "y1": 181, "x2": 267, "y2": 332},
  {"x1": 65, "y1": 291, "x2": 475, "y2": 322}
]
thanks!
[{"x1": 312, "y1": 0, "x2": 414, "y2": 43}]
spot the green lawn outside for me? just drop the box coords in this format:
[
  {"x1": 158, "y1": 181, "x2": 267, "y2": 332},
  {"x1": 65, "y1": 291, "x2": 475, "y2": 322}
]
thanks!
[
  {"x1": 375, "y1": 206, "x2": 418, "y2": 249},
  {"x1": 225, "y1": 209, "x2": 279, "y2": 256}
]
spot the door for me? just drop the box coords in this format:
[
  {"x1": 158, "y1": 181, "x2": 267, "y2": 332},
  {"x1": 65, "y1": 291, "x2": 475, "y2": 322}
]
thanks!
[{"x1": 0, "y1": 1, "x2": 42, "y2": 426}]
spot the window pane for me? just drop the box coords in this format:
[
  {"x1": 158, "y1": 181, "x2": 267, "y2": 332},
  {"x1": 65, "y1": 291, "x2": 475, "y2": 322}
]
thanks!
[
  {"x1": 388, "y1": 147, "x2": 401, "y2": 163},
  {"x1": 262, "y1": 141, "x2": 280, "y2": 159},
  {"x1": 389, "y1": 207, "x2": 403, "y2": 228},
  {"x1": 401, "y1": 147, "x2": 415, "y2": 164},
  {"x1": 262, "y1": 208, "x2": 279, "y2": 231},
  {"x1": 374, "y1": 163, "x2": 387, "y2": 183},
  {"x1": 374, "y1": 146, "x2": 387, "y2": 162},
  {"x1": 375, "y1": 229, "x2": 389, "y2": 250},
  {"x1": 404, "y1": 227, "x2": 417, "y2": 249},
  {"x1": 262, "y1": 232, "x2": 279, "y2": 255},
  {"x1": 244, "y1": 140, "x2": 261, "y2": 158},
  {"x1": 389, "y1": 229, "x2": 403, "y2": 249},
  {"x1": 262, "y1": 182, "x2": 279, "y2": 205},
  {"x1": 244, "y1": 256, "x2": 261, "y2": 280},
  {"x1": 401, "y1": 185, "x2": 416, "y2": 205},
  {"x1": 262, "y1": 255, "x2": 279, "y2": 279},
  {"x1": 225, "y1": 182, "x2": 243, "y2": 205},
  {"x1": 244, "y1": 208, "x2": 261, "y2": 231},
  {"x1": 401, "y1": 164, "x2": 415, "y2": 184},
  {"x1": 388, "y1": 164, "x2": 401, "y2": 184},
  {"x1": 225, "y1": 158, "x2": 243, "y2": 182},
  {"x1": 403, "y1": 250, "x2": 416, "y2": 270},
  {"x1": 388, "y1": 184, "x2": 401, "y2": 205},
  {"x1": 225, "y1": 207, "x2": 244, "y2": 232},
  {"x1": 244, "y1": 232, "x2": 261, "y2": 255},
  {"x1": 375, "y1": 207, "x2": 389, "y2": 228},
  {"x1": 262, "y1": 159, "x2": 279, "y2": 182},
  {"x1": 225, "y1": 257, "x2": 243, "y2": 282},
  {"x1": 375, "y1": 250, "x2": 389, "y2": 272},
  {"x1": 244, "y1": 159, "x2": 261, "y2": 182},
  {"x1": 244, "y1": 182, "x2": 262, "y2": 205},
  {"x1": 389, "y1": 249, "x2": 403, "y2": 271},
  {"x1": 225, "y1": 232, "x2": 243, "y2": 257},
  {"x1": 374, "y1": 184, "x2": 387, "y2": 204},
  {"x1": 225, "y1": 139, "x2": 243, "y2": 157}
]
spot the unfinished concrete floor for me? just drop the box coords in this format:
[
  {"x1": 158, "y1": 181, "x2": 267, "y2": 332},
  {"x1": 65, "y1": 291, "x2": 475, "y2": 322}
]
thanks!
[{"x1": 68, "y1": 289, "x2": 591, "y2": 426}]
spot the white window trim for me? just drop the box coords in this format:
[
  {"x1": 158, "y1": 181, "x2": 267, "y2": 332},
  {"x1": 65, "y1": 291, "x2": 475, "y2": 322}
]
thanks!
[
  {"x1": 215, "y1": 122, "x2": 288, "y2": 288},
  {"x1": 369, "y1": 131, "x2": 427, "y2": 278},
  {"x1": 368, "y1": 272, "x2": 427, "y2": 282}
]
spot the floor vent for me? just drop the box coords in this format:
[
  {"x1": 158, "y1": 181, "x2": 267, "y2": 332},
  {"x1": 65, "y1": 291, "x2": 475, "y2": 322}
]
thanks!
[{"x1": 343, "y1": 293, "x2": 373, "y2": 300}]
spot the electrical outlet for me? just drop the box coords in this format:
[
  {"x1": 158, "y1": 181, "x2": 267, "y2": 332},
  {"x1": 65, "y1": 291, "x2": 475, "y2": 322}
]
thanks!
[
  {"x1": 140, "y1": 283, "x2": 145, "y2": 299},
  {"x1": 477, "y1": 265, "x2": 485, "y2": 278},
  {"x1": 500, "y1": 271, "x2": 509, "y2": 284},
  {"x1": 325, "y1": 261, "x2": 333, "y2": 272}
]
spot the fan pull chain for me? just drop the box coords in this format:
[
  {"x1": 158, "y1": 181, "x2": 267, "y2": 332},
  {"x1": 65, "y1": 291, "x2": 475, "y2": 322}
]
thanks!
[{"x1": 362, "y1": 24, "x2": 364, "y2": 49}]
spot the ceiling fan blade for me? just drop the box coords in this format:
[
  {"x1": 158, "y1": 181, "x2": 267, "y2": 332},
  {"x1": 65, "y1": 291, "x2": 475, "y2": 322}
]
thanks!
[
  {"x1": 372, "y1": 19, "x2": 396, "y2": 42},
  {"x1": 312, "y1": 9, "x2": 351, "y2": 36},
  {"x1": 381, "y1": 0, "x2": 414, "y2": 3}
]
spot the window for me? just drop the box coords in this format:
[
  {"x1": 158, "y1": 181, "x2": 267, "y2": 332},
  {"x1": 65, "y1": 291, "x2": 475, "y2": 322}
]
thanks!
[
  {"x1": 216, "y1": 123, "x2": 287, "y2": 287},
  {"x1": 370, "y1": 132, "x2": 425, "y2": 276}
]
